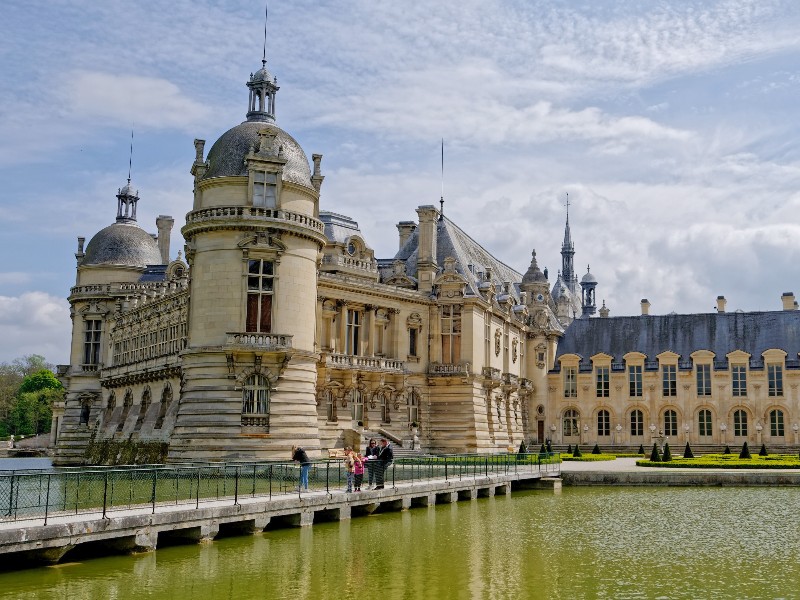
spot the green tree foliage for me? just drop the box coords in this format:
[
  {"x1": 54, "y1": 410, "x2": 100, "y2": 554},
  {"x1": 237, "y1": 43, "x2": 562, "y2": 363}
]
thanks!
[
  {"x1": 572, "y1": 445, "x2": 582, "y2": 457},
  {"x1": 0, "y1": 358, "x2": 61, "y2": 437},
  {"x1": 637, "y1": 444, "x2": 645, "y2": 455},
  {"x1": 683, "y1": 442, "x2": 694, "y2": 459},
  {"x1": 739, "y1": 442, "x2": 751, "y2": 459},
  {"x1": 723, "y1": 445, "x2": 731, "y2": 455},
  {"x1": 591, "y1": 443, "x2": 601, "y2": 454},
  {"x1": 662, "y1": 442, "x2": 672, "y2": 462},
  {"x1": 649, "y1": 443, "x2": 661, "y2": 462},
  {"x1": 566, "y1": 444, "x2": 572, "y2": 454},
  {"x1": 759, "y1": 444, "x2": 768, "y2": 457}
]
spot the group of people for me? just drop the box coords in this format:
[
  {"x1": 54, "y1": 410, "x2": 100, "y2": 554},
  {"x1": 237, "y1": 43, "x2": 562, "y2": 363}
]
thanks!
[
  {"x1": 343, "y1": 438, "x2": 393, "y2": 492},
  {"x1": 291, "y1": 438, "x2": 394, "y2": 493}
]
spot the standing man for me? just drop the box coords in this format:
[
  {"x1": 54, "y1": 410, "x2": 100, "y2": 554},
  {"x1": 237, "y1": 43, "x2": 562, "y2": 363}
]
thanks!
[
  {"x1": 364, "y1": 438, "x2": 380, "y2": 488},
  {"x1": 291, "y1": 445, "x2": 311, "y2": 491},
  {"x1": 374, "y1": 438, "x2": 394, "y2": 490}
]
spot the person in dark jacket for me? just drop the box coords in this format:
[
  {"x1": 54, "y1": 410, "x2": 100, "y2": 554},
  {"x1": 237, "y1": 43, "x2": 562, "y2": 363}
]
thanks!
[
  {"x1": 374, "y1": 438, "x2": 394, "y2": 490},
  {"x1": 364, "y1": 438, "x2": 380, "y2": 488},
  {"x1": 291, "y1": 445, "x2": 311, "y2": 490}
]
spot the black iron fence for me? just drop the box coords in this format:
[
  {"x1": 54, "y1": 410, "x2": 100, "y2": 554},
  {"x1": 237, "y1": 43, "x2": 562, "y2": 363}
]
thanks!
[{"x1": 0, "y1": 453, "x2": 560, "y2": 525}]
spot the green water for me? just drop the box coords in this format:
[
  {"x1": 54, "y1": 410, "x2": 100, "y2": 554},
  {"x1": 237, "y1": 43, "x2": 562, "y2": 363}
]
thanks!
[{"x1": 3, "y1": 486, "x2": 800, "y2": 600}]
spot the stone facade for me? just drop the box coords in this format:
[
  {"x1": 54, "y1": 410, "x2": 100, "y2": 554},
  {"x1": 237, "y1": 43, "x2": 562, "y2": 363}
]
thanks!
[{"x1": 52, "y1": 55, "x2": 800, "y2": 465}]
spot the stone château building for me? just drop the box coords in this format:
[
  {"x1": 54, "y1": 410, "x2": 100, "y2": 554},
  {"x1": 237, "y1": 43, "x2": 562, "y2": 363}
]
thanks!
[{"x1": 53, "y1": 52, "x2": 800, "y2": 464}]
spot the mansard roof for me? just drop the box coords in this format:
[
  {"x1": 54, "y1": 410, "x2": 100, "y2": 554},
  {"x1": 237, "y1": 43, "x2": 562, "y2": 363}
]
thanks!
[
  {"x1": 555, "y1": 311, "x2": 800, "y2": 369},
  {"x1": 392, "y1": 215, "x2": 523, "y2": 300}
]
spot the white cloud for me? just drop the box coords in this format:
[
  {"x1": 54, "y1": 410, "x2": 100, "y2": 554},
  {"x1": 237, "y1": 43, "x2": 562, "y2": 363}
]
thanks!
[
  {"x1": 62, "y1": 71, "x2": 211, "y2": 131},
  {"x1": 0, "y1": 292, "x2": 71, "y2": 365}
]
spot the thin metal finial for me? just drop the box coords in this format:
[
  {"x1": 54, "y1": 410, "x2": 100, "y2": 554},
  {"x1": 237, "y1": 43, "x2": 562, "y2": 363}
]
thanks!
[
  {"x1": 262, "y1": 3, "x2": 269, "y2": 68},
  {"x1": 127, "y1": 129, "x2": 134, "y2": 184},
  {"x1": 565, "y1": 192, "x2": 570, "y2": 223},
  {"x1": 439, "y1": 138, "x2": 444, "y2": 219}
]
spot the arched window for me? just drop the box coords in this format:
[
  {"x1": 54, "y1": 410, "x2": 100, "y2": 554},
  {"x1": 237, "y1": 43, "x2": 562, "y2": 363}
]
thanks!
[
  {"x1": 135, "y1": 387, "x2": 151, "y2": 431},
  {"x1": 597, "y1": 410, "x2": 610, "y2": 436},
  {"x1": 698, "y1": 409, "x2": 712, "y2": 437},
  {"x1": 663, "y1": 409, "x2": 677, "y2": 436},
  {"x1": 770, "y1": 409, "x2": 785, "y2": 437},
  {"x1": 242, "y1": 375, "x2": 270, "y2": 415},
  {"x1": 155, "y1": 384, "x2": 172, "y2": 430},
  {"x1": 326, "y1": 390, "x2": 338, "y2": 422},
  {"x1": 630, "y1": 409, "x2": 643, "y2": 436},
  {"x1": 379, "y1": 391, "x2": 391, "y2": 424},
  {"x1": 563, "y1": 409, "x2": 579, "y2": 437},
  {"x1": 118, "y1": 389, "x2": 132, "y2": 431},
  {"x1": 79, "y1": 401, "x2": 91, "y2": 425},
  {"x1": 734, "y1": 409, "x2": 748, "y2": 437}
]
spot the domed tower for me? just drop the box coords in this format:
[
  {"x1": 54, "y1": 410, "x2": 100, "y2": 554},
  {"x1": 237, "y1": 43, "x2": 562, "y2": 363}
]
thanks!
[
  {"x1": 580, "y1": 265, "x2": 597, "y2": 318},
  {"x1": 171, "y1": 56, "x2": 328, "y2": 460},
  {"x1": 55, "y1": 180, "x2": 168, "y2": 463}
]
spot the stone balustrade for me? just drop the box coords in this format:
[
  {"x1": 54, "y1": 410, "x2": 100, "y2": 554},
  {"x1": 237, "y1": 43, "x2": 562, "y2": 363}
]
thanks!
[
  {"x1": 429, "y1": 362, "x2": 471, "y2": 376},
  {"x1": 323, "y1": 353, "x2": 404, "y2": 373},
  {"x1": 321, "y1": 254, "x2": 378, "y2": 274},
  {"x1": 226, "y1": 333, "x2": 293, "y2": 351},
  {"x1": 185, "y1": 206, "x2": 324, "y2": 234}
]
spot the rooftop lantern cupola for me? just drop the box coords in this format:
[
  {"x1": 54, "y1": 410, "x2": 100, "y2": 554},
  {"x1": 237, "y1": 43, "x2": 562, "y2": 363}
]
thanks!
[
  {"x1": 246, "y1": 60, "x2": 279, "y2": 123},
  {"x1": 116, "y1": 179, "x2": 139, "y2": 223}
]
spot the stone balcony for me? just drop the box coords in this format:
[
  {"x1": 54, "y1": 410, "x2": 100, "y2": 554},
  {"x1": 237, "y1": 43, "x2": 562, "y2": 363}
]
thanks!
[
  {"x1": 226, "y1": 332, "x2": 293, "y2": 352},
  {"x1": 320, "y1": 254, "x2": 379, "y2": 278},
  {"x1": 183, "y1": 206, "x2": 327, "y2": 243},
  {"x1": 322, "y1": 352, "x2": 404, "y2": 373},
  {"x1": 428, "y1": 362, "x2": 471, "y2": 377}
]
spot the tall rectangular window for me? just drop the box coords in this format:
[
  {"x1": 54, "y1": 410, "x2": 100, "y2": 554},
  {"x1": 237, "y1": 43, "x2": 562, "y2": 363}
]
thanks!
[
  {"x1": 408, "y1": 328, "x2": 418, "y2": 357},
  {"x1": 564, "y1": 367, "x2": 577, "y2": 398},
  {"x1": 346, "y1": 309, "x2": 362, "y2": 355},
  {"x1": 441, "y1": 305, "x2": 462, "y2": 364},
  {"x1": 768, "y1": 364, "x2": 783, "y2": 397},
  {"x1": 596, "y1": 367, "x2": 609, "y2": 398},
  {"x1": 628, "y1": 365, "x2": 642, "y2": 397},
  {"x1": 731, "y1": 365, "x2": 747, "y2": 397},
  {"x1": 246, "y1": 260, "x2": 273, "y2": 333},
  {"x1": 664, "y1": 410, "x2": 677, "y2": 436},
  {"x1": 83, "y1": 319, "x2": 102, "y2": 365},
  {"x1": 696, "y1": 364, "x2": 711, "y2": 396},
  {"x1": 252, "y1": 171, "x2": 277, "y2": 208},
  {"x1": 734, "y1": 410, "x2": 748, "y2": 437},
  {"x1": 662, "y1": 365, "x2": 677, "y2": 397},
  {"x1": 597, "y1": 410, "x2": 610, "y2": 436},
  {"x1": 630, "y1": 409, "x2": 644, "y2": 436},
  {"x1": 698, "y1": 409, "x2": 712, "y2": 437}
]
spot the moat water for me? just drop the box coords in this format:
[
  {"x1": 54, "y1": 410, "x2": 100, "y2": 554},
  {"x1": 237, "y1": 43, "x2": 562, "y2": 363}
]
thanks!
[{"x1": 2, "y1": 475, "x2": 799, "y2": 600}]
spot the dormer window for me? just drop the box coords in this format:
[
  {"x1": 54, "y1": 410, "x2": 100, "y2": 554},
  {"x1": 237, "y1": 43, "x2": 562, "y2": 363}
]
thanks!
[
  {"x1": 347, "y1": 242, "x2": 356, "y2": 256},
  {"x1": 253, "y1": 171, "x2": 278, "y2": 208}
]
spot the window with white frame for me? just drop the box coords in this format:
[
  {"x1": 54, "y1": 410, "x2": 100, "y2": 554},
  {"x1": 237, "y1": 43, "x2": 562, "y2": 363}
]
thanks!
[
  {"x1": 242, "y1": 375, "x2": 270, "y2": 415},
  {"x1": 596, "y1": 367, "x2": 609, "y2": 398},
  {"x1": 629, "y1": 365, "x2": 642, "y2": 397},
  {"x1": 696, "y1": 364, "x2": 712, "y2": 396},
  {"x1": 630, "y1": 409, "x2": 644, "y2": 436},
  {"x1": 698, "y1": 409, "x2": 712, "y2": 437},
  {"x1": 84, "y1": 319, "x2": 102, "y2": 365},
  {"x1": 246, "y1": 260, "x2": 274, "y2": 333},
  {"x1": 563, "y1": 409, "x2": 579, "y2": 437},
  {"x1": 325, "y1": 390, "x2": 337, "y2": 422},
  {"x1": 734, "y1": 409, "x2": 748, "y2": 437},
  {"x1": 597, "y1": 410, "x2": 610, "y2": 436},
  {"x1": 768, "y1": 364, "x2": 783, "y2": 397},
  {"x1": 770, "y1": 409, "x2": 785, "y2": 437},
  {"x1": 662, "y1": 365, "x2": 676, "y2": 397},
  {"x1": 408, "y1": 389, "x2": 420, "y2": 424},
  {"x1": 252, "y1": 170, "x2": 278, "y2": 208},
  {"x1": 346, "y1": 309, "x2": 362, "y2": 355},
  {"x1": 731, "y1": 364, "x2": 747, "y2": 397},
  {"x1": 664, "y1": 409, "x2": 677, "y2": 436},
  {"x1": 351, "y1": 389, "x2": 364, "y2": 422},
  {"x1": 564, "y1": 367, "x2": 577, "y2": 398},
  {"x1": 441, "y1": 305, "x2": 462, "y2": 364}
]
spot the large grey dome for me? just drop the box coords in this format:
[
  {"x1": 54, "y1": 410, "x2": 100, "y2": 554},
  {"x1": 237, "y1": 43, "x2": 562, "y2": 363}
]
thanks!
[
  {"x1": 201, "y1": 121, "x2": 313, "y2": 189},
  {"x1": 83, "y1": 222, "x2": 162, "y2": 267}
]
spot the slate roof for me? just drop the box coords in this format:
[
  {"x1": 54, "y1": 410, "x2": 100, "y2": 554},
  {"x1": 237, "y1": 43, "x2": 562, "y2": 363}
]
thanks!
[
  {"x1": 320, "y1": 211, "x2": 365, "y2": 245},
  {"x1": 139, "y1": 264, "x2": 168, "y2": 282},
  {"x1": 392, "y1": 215, "x2": 523, "y2": 300},
  {"x1": 555, "y1": 311, "x2": 800, "y2": 370},
  {"x1": 83, "y1": 222, "x2": 163, "y2": 268}
]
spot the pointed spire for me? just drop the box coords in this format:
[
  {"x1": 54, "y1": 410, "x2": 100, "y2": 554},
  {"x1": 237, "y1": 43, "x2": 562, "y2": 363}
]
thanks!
[
  {"x1": 246, "y1": 2, "x2": 279, "y2": 123},
  {"x1": 560, "y1": 192, "x2": 575, "y2": 291}
]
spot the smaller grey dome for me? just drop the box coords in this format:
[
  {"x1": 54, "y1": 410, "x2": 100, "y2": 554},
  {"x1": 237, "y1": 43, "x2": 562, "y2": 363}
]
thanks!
[
  {"x1": 251, "y1": 67, "x2": 273, "y2": 83},
  {"x1": 83, "y1": 222, "x2": 162, "y2": 267},
  {"x1": 581, "y1": 270, "x2": 597, "y2": 284}
]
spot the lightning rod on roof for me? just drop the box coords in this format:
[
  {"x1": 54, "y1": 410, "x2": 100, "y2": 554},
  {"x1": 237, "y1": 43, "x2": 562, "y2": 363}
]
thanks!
[
  {"x1": 262, "y1": 2, "x2": 269, "y2": 68},
  {"x1": 127, "y1": 128, "x2": 134, "y2": 184},
  {"x1": 439, "y1": 138, "x2": 444, "y2": 220}
]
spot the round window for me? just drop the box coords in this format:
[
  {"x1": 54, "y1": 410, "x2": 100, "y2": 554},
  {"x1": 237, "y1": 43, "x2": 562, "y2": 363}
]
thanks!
[{"x1": 347, "y1": 242, "x2": 356, "y2": 255}]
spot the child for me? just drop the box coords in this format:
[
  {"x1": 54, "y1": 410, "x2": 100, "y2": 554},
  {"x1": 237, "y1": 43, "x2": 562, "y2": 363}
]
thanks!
[
  {"x1": 344, "y1": 446, "x2": 355, "y2": 493},
  {"x1": 353, "y1": 452, "x2": 365, "y2": 492}
]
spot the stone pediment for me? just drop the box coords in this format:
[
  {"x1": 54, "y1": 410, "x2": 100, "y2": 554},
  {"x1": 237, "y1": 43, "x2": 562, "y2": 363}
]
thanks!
[{"x1": 434, "y1": 256, "x2": 468, "y2": 298}]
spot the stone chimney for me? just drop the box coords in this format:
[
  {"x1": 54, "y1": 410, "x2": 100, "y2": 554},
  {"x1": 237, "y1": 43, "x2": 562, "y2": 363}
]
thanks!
[
  {"x1": 156, "y1": 215, "x2": 174, "y2": 265},
  {"x1": 782, "y1": 292, "x2": 796, "y2": 311},
  {"x1": 717, "y1": 295, "x2": 726, "y2": 313},
  {"x1": 415, "y1": 206, "x2": 439, "y2": 294},
  {"x1": 311, "y1": 154, "x2": 325, "y2": 192},
  {"x1": 641, "y1": 299, "x2": 650, "y2": 316},
  {"x1": 397, "y1": 221, "x2": 417, "y2": 251}
]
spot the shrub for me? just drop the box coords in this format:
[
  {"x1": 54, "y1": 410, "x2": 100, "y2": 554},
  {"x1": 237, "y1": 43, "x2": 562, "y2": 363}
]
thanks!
[
  {"x1": 592, "y1": 443, "x2": 601, "y2": 455},
  {"x1": 723, "y1": 445, "x2": 731, "y2": 455},
  {"x1": 649, "y1": 443, "x2": 661, "y2": 462},
  {"x1": 683, "y1": 442, "x2": 694, "y2": 459},
  {"x1": 759, "y1": 444, "x2": 768, "y2": 457},
  {"x1": 546, "y1": 439, "x2": 553, "y2": 454},
  {"x1": 662, "y1": 442, "x2": 672, "y2": 462},
  {"x1": 637, "y1": 444, "x2": 645, "y2": 455},
  {"x1": 573, "y1": 445, "x2": 582, "y2": 457},
  {"x1": 566, "y1": 444, "x2": 572, "y2": 454},
  {"x1": 739, "y1": 442, "x2": 751, "y2": 459}
]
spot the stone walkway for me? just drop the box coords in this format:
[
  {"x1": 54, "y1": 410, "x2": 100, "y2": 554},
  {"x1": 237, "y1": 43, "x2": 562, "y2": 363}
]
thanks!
[{"x1": 561, "y1": 456, "x2": 800, "y2": 474}]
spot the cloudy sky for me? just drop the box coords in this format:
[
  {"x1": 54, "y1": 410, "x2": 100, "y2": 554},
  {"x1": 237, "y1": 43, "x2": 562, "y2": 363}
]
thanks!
[{"x1": 2, "y1": 0, "x2": 800, "y2": 365}]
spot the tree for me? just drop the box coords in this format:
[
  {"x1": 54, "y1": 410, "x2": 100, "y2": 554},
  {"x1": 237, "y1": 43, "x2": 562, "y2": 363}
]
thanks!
[
  {"x1": 637, "y1": 444, "x2": 645, "y2": 455},
  {"x1": 662, "y1": 442, "x2": 672, "y2": 462},
  {"x1": 739, "y1": 442, "x2": 751, "y2": 459},
  {"x1": 4, "y1": 366, "x2": 62, "y2": 437},
  {"x1": 573, "y1": 445, "x2": 582, "y2": 458},
  {"x1": 0, "y1": 355, "x2": 53, "y2": 422},
  {"x1": 683, "y1": 442, "x2": 694, "y2": 459},
  {"x1": 591, "y1": 443, "x2": 601, "y2": 454},
  {"x1": 649, "y1": 443, "x2": 661, "y2": 462},
  {"x1": 759, "y1": 444, "x2": 768, "y2": 457}
]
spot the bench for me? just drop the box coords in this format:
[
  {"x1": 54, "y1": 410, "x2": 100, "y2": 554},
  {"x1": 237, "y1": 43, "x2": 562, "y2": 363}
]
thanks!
[{"x1": 328, "y1": 448, "x2": 347, "y2": 459}]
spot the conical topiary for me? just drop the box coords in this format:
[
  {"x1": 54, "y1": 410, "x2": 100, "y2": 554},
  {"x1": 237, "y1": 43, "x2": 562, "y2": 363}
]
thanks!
[
  {"x1": 573, "y1": 445, "x2": 582, "y2": 457},
  {"x1": 649, "y1": 443, "x2": 661, "y2": 462},
  {"x1": 566, "y1": 444, "x2": 572, "y2": 454},
  {"x1": 683, "y1": 442, "x2": 694, "y2": 459},
  {"x1": 739, "y1": 441, "x2": 751, "y2": 459},
  {"x1": 592, "y1": 443, "x2": 601, "y2": 455},
  {"x1": 638, "y1": 444, "x2": 645, "y2": 455},
  {"x1": 723, "y1": 445, "x2": 731, "y2": 455},
  {"x1": 759, "y1": 444, "x2": 768, "y2": 457},
  {"x1": 662, "y1": 442, "x2": 672, "y2": 462}
]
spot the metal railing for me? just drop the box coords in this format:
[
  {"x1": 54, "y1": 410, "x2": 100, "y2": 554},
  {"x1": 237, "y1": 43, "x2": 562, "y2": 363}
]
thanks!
[{"x1": 0, "y1": 453, "x2": 560, "y2": 526}]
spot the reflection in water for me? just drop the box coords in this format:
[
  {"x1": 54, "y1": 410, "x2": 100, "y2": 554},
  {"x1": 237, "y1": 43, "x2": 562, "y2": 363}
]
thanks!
[{"x1": 3, "y1": 487, "x2": 800, "y2": 599}]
